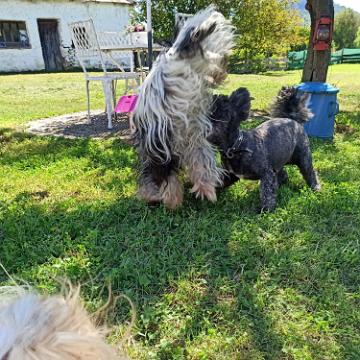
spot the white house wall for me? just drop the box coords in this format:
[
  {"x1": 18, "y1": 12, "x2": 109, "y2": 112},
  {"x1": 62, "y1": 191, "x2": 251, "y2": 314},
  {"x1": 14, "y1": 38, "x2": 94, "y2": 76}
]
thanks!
[{"x1": 0, "y1": 0, "x2": 131, "y2": 72}]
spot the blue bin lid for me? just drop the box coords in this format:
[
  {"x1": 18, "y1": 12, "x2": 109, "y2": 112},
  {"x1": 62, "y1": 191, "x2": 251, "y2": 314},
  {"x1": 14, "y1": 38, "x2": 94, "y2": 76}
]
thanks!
[{"x1": 296, "y1": 82, "x2": 339, "y2": 94}]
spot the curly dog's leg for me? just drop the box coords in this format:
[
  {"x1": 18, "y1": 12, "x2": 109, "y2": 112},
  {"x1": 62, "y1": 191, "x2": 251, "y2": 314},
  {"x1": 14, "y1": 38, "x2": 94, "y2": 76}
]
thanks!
[
  {"x1": 217, "y1": 156, "x2": 240, "y2": 190},
  {"x1": 260, "y1": 169, "x2": 278, "y2": 212},
  {"x1": 299, "y1": 161, "x2": 321, "y2": 192},
  {"x1": 294, "y1": 146, "x2": 321, "y2": 192}
]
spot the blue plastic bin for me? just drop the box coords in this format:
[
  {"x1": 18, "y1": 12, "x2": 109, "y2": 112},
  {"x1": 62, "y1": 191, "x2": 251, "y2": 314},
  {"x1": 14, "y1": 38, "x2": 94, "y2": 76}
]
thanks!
[{"x1": 296, "y1": 82, "x2": 339, "y2": 139}]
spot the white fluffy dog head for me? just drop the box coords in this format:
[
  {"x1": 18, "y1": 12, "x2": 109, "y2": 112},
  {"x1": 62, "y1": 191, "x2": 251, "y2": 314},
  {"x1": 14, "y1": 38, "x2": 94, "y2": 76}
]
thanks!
[
  {"x1": 0, "y1": 287, "x2": 126, "y2": 360},
  {"x1": 170, "y1": 5, "x2": 234, "y2": 85}
]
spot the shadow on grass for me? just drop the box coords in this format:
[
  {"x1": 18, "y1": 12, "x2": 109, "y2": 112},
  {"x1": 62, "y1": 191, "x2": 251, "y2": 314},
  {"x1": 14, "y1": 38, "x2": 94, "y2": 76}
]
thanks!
[
  {"x1": 335, "y1": 111, "x2": 360, "y2": 141},
  {"x1": 0, "y1": 127, "x2": 135, "y2": 171},
  {"x1": 310, "y1": 137, "x2": 338, "y2": 152},
  {"x1": 261, "y1": 71, "x2": 295, "y2": 78},
  {"x1": 0, "y1": 193, "x2": 286, "y2": 357},
  {"x1": 1, "y1": 188, "x2": 359, "y2": 358},
  {"x1": 0, "y1": 127, "x2": 359, "y2": 358},
  {"x1": 0, "y1": 128, "x2": 34, "y2": 143},
  {"x1": 0, "y1": 68, "x2": 90, "y2": 76}
]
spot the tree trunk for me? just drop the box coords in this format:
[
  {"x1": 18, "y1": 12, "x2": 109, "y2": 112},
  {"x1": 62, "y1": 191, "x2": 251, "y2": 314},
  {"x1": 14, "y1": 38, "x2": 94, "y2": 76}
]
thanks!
[{"x1": 302, "y1": 0, "x2": 334, "y2": 82}]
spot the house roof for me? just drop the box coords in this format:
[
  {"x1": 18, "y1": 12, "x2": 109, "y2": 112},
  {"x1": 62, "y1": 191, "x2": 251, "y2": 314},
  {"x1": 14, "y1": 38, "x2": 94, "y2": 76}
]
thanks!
[
  {"x1": 25, "y1": 0, "x2": 135, "y2": 5},
  {"x1": 83, "y1": 0, "x2": 134, "y2": 4}
]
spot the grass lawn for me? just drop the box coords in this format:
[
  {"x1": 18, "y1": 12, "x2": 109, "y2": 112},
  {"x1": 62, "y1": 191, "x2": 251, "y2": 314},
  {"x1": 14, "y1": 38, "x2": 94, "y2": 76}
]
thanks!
[{"x1": 0, "y1": 64, "x2": 360, "y2": 359}]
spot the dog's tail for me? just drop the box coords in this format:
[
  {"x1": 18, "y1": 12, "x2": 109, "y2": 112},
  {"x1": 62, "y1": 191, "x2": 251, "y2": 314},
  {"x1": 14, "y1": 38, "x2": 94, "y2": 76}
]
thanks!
[{"x1": 270, "y1": 86, "x2": 313, "y2": 124}]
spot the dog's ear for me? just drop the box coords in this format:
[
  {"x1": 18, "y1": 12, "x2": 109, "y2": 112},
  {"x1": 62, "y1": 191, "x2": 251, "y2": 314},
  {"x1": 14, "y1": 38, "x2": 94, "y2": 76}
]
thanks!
[
  {"x1": 191, "y1": 22, "x2": 217, "y2": 43},
  {"x1": 177, "y1": 22, "x2": 217, "y2": 58},
  {"x1": 229, "y1": 87, "x2": 251, "y2": 123},
  {"x1": 208, "y1": 95, "x2": 233, "y2": 149},
  {"x1": 211, "y1": 95, "x2": 231, "y2": 120},
  {"x1": 229, "y1": 87, "x2": 251, "y2": 103},
  {"x1": 176, "y1": 26, "x2": 196, "y2": 55}
]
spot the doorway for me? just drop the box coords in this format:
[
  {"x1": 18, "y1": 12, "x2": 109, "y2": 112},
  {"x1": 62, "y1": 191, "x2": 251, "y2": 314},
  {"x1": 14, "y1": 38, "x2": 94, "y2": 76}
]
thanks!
[{"x1": 37, "y1": 19, "x2": 64, "y2": 71}]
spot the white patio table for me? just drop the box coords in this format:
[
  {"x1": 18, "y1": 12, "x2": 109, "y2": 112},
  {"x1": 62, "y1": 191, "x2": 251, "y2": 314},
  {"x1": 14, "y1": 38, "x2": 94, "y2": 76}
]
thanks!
[{"x1": 98, "y1": 31, "x2": 163, "y2": 87}]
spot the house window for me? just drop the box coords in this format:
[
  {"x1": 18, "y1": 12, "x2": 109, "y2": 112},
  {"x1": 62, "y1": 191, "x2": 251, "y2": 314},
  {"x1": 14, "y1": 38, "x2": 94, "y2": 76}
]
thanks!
[{"x1": 0, "y1": 21, "x2": 30, "y2": 49}]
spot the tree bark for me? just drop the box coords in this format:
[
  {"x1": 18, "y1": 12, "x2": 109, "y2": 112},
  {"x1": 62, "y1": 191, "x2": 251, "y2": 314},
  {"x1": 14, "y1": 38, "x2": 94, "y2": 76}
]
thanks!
[{"x1": 302, "y1": 0, "x2": 334, "y2": 82}]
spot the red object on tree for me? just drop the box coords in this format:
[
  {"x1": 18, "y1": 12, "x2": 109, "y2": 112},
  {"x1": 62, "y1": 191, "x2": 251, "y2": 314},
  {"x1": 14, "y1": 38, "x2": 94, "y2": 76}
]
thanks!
[
  {"x1": 302, "y1": 0, "x2": 334, "y2": 82},
  {"x1": 313, "y1": 17, "x2": 333, "y2": 51}
]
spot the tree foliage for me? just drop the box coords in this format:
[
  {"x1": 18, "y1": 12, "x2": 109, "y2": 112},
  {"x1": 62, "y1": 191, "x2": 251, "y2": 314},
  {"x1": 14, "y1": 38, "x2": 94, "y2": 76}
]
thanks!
[
  {"x1": 134, "y1": 0, "x2": 232, "y2": 41},
  {"x1": 231, "y1": 0, "x2": 305, "y2": 70},
  {"x1": 290, "y1": 26, "x2": 310, "y2": 52},
  {"x1": 134, "y1": 0, "x2": 305, "y2": 71},
  {"x1": 333, "y1": 8, "x2": 360, "y2": 49},
  {"x1": 355, "y1": 26, "x2": 360, "y2": 48}
]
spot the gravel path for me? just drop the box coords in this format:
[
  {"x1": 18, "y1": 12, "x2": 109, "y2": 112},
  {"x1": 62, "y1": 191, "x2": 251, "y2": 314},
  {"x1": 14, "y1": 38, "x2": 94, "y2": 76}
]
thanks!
[{"x1": 27, "y1": 111, "x2": 132, "y2": 140}]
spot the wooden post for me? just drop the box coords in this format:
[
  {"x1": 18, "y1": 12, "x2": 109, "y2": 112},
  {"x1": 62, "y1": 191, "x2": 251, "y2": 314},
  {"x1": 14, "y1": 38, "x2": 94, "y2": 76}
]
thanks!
[
  {"x1": 146, "y1": 0, "x2": 153, "y2": 70},
  {"x1": 302, "y1": 0, "x2": 334, "y2": 82}
]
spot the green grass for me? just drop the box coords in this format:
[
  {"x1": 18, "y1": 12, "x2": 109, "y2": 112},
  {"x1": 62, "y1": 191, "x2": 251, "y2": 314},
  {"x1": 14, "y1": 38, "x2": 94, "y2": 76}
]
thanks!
[
  {"x1": 0, "y1": 64, "x2": 360, "y2": 359},
  {"x1": 0, "y1": 71, "x2": 125, "y2": 127}
]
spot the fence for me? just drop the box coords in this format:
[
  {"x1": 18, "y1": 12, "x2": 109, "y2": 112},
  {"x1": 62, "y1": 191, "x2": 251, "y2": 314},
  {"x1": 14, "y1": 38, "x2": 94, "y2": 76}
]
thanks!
[
  {"x1": 288, "y1": 48, "x2": 360, "y2": 69},
  {"x1": 229, "y1": 56, "x2": 289, "y2": 73},
  {"x1": 331, "y1": 48, "x2": 360, "y2": 64}
]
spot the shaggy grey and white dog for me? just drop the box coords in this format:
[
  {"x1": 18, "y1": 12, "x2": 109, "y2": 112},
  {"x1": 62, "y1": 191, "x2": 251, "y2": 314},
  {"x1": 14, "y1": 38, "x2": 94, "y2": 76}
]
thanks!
[
  {"x1": 133, "y1": 6, "x2": 234, "y2": 209},
  {"x1": 0, "y1": 286, "x2": 130, "y2": 360},
  {"x1": 209, "y1": 86, "x2": 321, "y2": 211}
]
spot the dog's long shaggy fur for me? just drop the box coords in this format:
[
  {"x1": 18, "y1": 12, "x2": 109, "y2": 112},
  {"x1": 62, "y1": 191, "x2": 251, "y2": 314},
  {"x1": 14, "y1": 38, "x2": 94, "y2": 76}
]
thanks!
[
  {"x1": 134, "y1": 6, "x2": 234, "y2": 209},
  {"x1": 209, "y1": 86, "x2": 321, "y2": 211},
  {"x1": 0, "y1": 286, "x2": 127, "y2": 360}
]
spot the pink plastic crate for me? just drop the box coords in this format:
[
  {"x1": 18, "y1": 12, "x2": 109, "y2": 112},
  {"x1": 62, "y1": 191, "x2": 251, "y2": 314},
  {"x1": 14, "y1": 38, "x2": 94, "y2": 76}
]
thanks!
[{"x1": 115, "y1": 94, "x2": 138, "y2": 113}]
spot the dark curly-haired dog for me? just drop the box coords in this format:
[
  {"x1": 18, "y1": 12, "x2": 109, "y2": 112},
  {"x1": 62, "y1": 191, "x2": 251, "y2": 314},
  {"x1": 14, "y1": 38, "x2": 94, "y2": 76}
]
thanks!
[{"x1": 208, "y1": 86, "x2": 321, "y2": 211}]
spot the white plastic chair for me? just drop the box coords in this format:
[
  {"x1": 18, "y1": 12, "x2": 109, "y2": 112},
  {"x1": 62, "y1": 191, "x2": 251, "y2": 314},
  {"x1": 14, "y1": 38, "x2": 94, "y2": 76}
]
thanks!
[{"x1": 69, "y1": 19, "x2": 143, "y2": 129}]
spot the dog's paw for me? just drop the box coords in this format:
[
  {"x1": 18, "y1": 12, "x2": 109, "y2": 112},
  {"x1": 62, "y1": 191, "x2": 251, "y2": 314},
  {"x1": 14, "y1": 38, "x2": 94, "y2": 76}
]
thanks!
[
  {"x1": 191, "y1": 182, "x2": 217, "y2": 202},
  {"x1": 147, "y1": 201, "x2": 161, "y2": 208},
  {"x1": 258, "y1": 204, "x2": 276, "y2": 213},
  {"x1": 163, "y1": 193, "x2": 183, "y2": 210},
  {"x1": 137, "y1": 189, "x2": 162, "y2": 204},
  {"x1": 161, "y1": 175, "x2": 184, "y2": 210},
  {"x1": 312, "y1": 183, "x2": 321, "y2": 192}
]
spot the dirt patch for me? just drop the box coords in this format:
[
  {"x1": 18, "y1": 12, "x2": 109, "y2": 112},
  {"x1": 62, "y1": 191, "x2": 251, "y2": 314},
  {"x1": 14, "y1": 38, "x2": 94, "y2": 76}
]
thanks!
[
  {"x1": 336, "y1": 123, "x2": 357, "y2": 135},
  {"x1": 27, "y1": 111, "x2": 132, "y2": 141},
  {"x1": 251, "y1": 110, "x2": 271, "y2": 122}
]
